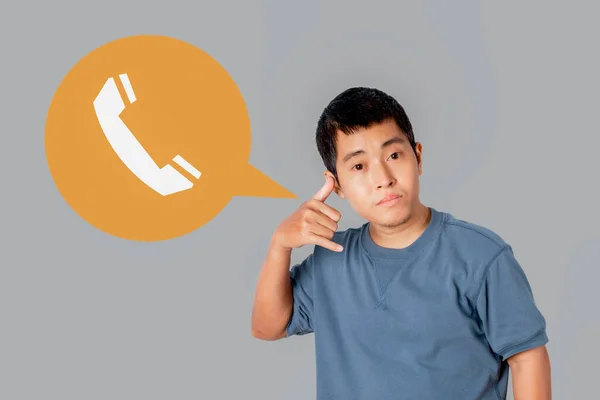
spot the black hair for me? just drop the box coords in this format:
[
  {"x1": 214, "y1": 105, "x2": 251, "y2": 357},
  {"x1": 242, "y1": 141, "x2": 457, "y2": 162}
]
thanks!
[{"x1": 315, "y1": 87, "x2": 417, "y2": 180}]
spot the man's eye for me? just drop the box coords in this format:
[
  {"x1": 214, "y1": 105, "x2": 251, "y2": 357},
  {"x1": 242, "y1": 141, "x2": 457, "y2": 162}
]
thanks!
[
  {"x1": 353, "y1": 164, "x2": 363, "y2": 170},
  {"x1": 389, "y1": 152, "x2": 400, "y2": 160}
]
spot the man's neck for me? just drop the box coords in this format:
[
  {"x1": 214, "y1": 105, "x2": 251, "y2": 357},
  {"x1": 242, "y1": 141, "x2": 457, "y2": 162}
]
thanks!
[{"x1": 368, "y1": 203, "x2": 432, "y2": 249}]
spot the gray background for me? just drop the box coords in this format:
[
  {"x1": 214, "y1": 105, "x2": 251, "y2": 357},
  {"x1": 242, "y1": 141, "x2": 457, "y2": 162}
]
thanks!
[{"x1": 1, "y1": 0, "x2": 598, "y2": 399}]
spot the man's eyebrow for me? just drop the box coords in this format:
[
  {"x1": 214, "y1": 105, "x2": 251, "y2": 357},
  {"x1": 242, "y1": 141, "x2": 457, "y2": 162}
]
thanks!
[
  {"x1": 342, "y1": 149, "x2": 365, "y2": 164},
  {"x1": 381, "y1": 136, "x2": 406, "y2": 148},
  {"x1": 341, "y1": 136, "x2": 406, "y2": 164}
]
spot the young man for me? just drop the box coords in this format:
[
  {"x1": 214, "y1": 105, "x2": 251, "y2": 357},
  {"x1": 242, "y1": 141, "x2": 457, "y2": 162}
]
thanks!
[{"x1": 251, "y1": 87, "x2": 551, "y2": 399}]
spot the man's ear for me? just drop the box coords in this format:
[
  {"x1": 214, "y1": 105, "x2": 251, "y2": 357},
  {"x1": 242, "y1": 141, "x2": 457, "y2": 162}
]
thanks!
[
  {"x1": 414, "y1": 142, "x2": 423, "y2": 176},
  {"x1": 324, "y1": 170, "x2": 344, "y2": 198}
]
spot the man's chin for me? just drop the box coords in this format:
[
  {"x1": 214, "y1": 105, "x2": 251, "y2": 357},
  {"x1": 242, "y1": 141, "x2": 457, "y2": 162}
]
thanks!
[{"x1": 371, "y1": 211, "x2": 412, "y2": 229}]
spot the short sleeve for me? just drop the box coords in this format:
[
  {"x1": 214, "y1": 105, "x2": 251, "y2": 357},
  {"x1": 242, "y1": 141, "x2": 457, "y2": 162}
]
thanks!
[
  {"x1": 475, "y1": 246, "x2": 549, "y2": 361},
  {"x1": 285, "y1": 253, "x2": 316, "y2": 337}
]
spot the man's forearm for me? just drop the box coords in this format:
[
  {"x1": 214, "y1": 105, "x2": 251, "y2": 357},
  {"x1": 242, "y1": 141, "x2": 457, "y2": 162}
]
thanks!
[
  {"x1": 509, "y1": 346, "x2": 552, "y2": 400},
  {"x1": 250, "y1": 236, "x2": 294, "y2": 340}
]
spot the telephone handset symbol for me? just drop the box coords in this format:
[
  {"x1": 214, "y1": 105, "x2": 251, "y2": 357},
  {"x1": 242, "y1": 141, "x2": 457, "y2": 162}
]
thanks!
[{"x1": 93, "y1": 73, "x2": 202, "y2": 196}]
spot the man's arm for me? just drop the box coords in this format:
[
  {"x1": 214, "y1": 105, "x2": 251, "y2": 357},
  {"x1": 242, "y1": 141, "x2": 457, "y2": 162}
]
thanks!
[
  {"x1": 250, "y1": 237, "x2": 294, "y2": 341},
  {"x1": 251, "y1": 175, "x2": 341, "y2": 341},
  {"x1": 507, "y1": 345, "x2": 552, "y2": 400}
]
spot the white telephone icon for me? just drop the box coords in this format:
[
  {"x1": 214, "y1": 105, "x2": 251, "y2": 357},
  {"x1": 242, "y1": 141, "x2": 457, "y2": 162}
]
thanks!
[{"x1": 93, "y1": 73, "x2": 201, "y2": 196}]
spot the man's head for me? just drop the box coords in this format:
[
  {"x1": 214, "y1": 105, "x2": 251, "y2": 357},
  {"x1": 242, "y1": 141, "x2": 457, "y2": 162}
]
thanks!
[{"x1": 315, "y1": 87, "x2": 424, "y2": 228}]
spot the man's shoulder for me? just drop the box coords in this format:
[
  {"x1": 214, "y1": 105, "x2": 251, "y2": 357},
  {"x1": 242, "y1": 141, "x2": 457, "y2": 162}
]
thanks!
[{"x1": 439, "y1": 209, "x2": 510, "y2": 258}]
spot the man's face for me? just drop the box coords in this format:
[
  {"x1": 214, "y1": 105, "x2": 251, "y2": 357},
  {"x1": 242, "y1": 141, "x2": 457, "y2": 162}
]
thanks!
[{"x1": 330, "y1": 119, "x2": 423, "y2": 228}]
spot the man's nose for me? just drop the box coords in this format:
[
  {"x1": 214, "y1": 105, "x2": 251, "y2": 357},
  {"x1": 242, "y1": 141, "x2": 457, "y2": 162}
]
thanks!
[{"x1": 372, "y1": 163, "x2": 395, "y2": 189}]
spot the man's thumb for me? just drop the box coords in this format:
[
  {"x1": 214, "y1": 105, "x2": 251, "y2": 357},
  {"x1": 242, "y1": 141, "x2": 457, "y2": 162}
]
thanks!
[{"x1": 312, "y1": 175, "x2": 335, "y2": 202}]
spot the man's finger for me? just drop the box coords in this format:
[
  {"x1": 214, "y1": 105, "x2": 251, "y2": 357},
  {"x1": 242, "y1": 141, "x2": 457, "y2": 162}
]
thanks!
[
  {"x1": 310, "y1": 233, "x2": 343, "y2": 252},
  {"x1": 309, "y1": 221, "x2": 335, "y2": 240},
  {"x1": 312, "y1": 211, "x2": 338, "y2": 232},
  {"x1": 312, "y1": 175, "x2": 335, "y2": 202},
  {"x1": 314, "y1": 201, "x2": 342, "y2": 223}
]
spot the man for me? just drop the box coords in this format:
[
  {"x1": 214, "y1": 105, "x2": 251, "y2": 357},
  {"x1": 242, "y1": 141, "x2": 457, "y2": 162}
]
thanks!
[{"x1": 251, "y1": 87, "x2": 551, "y2": 399}]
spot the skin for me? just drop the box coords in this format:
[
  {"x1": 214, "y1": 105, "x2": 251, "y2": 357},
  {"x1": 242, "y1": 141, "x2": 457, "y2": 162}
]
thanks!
[
  {"x1": 251, "y1": 118, "x2": 551, "y2": 397},
  {"x1": 251, "y1": 169, "x2": 342, "y2": 340},
  {"x1": 327, "y1": 118, "x2": 430, "y2": 250},
  {"x1": 507, "y1": 346, "x2": 552, "y2": 399}
]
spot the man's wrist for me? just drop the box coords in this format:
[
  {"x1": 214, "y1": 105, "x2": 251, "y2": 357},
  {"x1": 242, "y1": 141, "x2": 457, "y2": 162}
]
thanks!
[{"x1": 270, "y1": 233, "x2": 292, "y2": 257}]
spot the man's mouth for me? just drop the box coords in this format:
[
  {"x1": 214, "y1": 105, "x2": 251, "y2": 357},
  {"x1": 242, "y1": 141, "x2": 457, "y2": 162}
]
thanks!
[{"x1": 377, "y1": 194, "x2": 402, "y2": 206}]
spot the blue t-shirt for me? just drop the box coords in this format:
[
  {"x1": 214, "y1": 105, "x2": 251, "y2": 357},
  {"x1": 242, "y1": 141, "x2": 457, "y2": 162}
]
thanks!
[{"x1": 285, "y1": 207, "x2": 548, "y2": 400}]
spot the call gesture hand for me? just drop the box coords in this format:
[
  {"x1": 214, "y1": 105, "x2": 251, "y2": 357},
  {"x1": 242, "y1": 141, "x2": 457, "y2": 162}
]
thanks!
[{"x1": 274, "y1": 175, "x2": 343, "y2": 252}]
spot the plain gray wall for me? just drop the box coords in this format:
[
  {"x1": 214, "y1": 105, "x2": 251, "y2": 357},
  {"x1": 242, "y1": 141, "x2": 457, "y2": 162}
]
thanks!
[{"x1": 1, "y1": 0, "x2": 598, "y2": 399}]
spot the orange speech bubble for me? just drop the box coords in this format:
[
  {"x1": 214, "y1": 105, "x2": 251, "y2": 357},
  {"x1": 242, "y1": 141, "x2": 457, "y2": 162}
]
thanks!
[{"x1": 45, "y1": 34, "x2": 296, "y2": 242}]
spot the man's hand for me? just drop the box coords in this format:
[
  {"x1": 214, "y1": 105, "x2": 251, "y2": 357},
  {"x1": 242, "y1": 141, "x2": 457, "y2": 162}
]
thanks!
[
  {"x1": 274, "y1": 175, "x2": 343, "y2": 252},
  {"x1": 508, "y1": 345, "x2": 552, "y2": 399}
]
